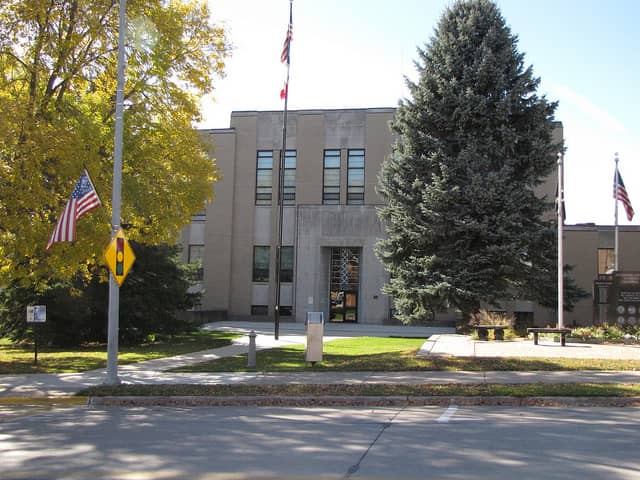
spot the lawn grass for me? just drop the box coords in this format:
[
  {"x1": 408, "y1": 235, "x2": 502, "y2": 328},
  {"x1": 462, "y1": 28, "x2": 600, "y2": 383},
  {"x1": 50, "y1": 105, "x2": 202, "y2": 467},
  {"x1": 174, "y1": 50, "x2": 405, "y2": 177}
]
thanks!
[
  {"x1": 79, "y1": 382, "x2": 640, "y2": 398},
  {"x1": 171, "y1": 336, "x2": 640, "y2": 372},
  {"x1": 0, "y1": 330, "x2": 240, "y2": 374}
]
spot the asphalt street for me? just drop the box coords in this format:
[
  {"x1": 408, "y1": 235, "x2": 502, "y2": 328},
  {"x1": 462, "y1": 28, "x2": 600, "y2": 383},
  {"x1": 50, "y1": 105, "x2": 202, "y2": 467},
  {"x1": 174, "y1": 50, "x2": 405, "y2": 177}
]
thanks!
[{"x1": 2, "y1": 404, "x2": 640, "y2": 479}]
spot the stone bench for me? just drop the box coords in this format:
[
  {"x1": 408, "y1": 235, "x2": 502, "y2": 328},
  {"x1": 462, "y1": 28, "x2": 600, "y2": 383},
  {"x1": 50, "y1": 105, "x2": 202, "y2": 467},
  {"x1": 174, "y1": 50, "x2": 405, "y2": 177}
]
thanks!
[
  {"x1": 473, "y1": 325, "x2": 508, "y2": 341},
  {"x1": 527, "y1": 328, "x2": 572, "y2": 346}
]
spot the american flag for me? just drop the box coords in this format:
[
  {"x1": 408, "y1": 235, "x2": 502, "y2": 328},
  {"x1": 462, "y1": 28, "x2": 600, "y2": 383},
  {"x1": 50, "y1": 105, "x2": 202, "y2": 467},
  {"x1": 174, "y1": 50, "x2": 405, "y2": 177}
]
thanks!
[
  {"x1": 280, "y1": 22, "x2": 292, "y2": 64},
  {"x1": 614, "y1": 167, "x2": 634, "y2": 221},
  {"x1": 46, "y1": 169, "x2": 101, "y2": 249}
]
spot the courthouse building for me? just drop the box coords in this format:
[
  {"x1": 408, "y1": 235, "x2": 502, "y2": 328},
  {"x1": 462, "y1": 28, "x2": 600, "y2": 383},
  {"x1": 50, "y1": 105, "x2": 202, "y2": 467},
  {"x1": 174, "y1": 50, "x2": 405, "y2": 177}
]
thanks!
[{"x1": 180, "y1": 107, "x2": 640, "y2": 327}]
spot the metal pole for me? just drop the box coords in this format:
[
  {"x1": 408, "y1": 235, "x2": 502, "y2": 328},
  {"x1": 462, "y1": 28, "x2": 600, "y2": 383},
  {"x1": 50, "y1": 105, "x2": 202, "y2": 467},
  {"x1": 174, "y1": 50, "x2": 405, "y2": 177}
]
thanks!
[
  {"x1": 557, "y1": 153, "x2": 564, "y2": 329},
  {"x1": 106, "y1": 0, "x2": 127, "y2": 385},
  {"x1": 614, "y1": 153, "x2": 619, "y2": 272},
  {"x1": 274, "y1": 0, "x2": 293, "y2": 340}
]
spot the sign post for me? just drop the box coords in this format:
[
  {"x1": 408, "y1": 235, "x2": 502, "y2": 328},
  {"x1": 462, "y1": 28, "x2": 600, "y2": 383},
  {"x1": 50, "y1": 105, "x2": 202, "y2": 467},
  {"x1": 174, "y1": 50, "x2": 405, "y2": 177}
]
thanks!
[{"x1": 26, "y1": 305, "x2": 46, "y2": 365}]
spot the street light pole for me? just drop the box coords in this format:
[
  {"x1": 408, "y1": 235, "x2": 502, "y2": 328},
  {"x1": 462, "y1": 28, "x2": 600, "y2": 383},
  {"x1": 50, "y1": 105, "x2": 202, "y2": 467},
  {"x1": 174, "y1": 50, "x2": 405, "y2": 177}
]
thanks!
[
  {"x1": 106, "y1": 0, "x2": 127, "y2": 385},
  {"x1": 557, "y1": 152, "x2": 564, "y2": 329}
]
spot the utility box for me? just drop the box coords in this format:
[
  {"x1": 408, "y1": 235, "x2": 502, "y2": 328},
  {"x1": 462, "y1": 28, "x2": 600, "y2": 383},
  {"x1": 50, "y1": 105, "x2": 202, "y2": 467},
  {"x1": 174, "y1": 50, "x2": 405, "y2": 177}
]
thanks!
[{"x1": 305, "y1": 312, "x2": 324, "y2": 363}]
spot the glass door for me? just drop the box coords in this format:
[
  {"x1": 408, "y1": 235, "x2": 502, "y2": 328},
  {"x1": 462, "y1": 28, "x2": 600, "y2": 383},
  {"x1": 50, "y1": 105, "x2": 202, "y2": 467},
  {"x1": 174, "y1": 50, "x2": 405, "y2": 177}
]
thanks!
[{"x1": 329, "y1": 248, "x2": 360, "y2": 323}]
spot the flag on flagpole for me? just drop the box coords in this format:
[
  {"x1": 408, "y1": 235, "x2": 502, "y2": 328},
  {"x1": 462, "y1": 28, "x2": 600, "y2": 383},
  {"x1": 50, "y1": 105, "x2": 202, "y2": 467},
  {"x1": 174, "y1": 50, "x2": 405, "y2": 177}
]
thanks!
[
  {"x1": 280, "y1": 22, "x2": 292, "y2": 64},
  {"x1": 279, "y1": 5, "x2": 292, "y2": 100},
  {"x1": 46, "y1": 169, "x2": 102, "y2": 249},
  {"x1": 614, "y1": 167, "x2": 634, "y2": 221}
]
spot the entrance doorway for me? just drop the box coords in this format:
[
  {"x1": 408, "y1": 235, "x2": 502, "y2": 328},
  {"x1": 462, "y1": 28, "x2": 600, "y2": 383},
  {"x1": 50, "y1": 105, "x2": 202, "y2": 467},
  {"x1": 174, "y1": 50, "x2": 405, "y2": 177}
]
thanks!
[{"x1": 329, "y1": 248, "x2": 360, "y2": 323}]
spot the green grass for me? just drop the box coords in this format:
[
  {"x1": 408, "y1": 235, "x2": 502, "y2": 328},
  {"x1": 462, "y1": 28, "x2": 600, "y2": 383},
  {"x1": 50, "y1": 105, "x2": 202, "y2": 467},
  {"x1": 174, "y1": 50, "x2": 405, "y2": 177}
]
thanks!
[
  {"x1": 79, "y1": 382, "x2": 640, "y2": 398},
  {"x1": 0, "y1": 330, "x2": 239, "y2": 374},
  {"x1": 171, "y1": 336, "x2": 640, "y2": 372}
]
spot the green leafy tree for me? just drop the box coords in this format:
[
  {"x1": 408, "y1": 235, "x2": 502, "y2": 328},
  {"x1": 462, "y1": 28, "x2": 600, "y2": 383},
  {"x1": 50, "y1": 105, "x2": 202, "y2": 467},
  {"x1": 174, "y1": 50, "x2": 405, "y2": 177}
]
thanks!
[
  {"x1": 377, "y1": 0, "x2": 579, "y2": 323},
  {"x1": 0, "y1": 0, "x2": 229, "y2": 284},
  {"x1": 0, "y1": 242, "x2": 201, "y2": 346}
]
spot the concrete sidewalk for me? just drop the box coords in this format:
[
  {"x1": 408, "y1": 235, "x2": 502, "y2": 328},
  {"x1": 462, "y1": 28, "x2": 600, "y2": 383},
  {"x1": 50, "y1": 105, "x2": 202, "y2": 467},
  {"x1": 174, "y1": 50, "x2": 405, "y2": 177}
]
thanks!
[
  {"x1": 420, "y1": 334, "x2": 640, "y2": 359},
  {"x1": 2, "y1": 324, "x2": 640, "y2": 399}
]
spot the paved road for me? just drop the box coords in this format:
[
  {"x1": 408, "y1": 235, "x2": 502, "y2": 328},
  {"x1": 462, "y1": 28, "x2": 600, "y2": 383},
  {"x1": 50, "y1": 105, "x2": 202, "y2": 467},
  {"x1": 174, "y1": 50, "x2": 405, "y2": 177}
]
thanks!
[{"x1": 3, "y1": 404, "x2": 640, "y2": 479}]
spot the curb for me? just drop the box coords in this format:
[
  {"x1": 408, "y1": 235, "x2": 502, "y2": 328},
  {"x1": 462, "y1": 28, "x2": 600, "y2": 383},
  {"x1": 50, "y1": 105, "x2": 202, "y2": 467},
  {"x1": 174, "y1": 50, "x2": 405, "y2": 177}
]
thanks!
[{"x1": 87, "y1": 395, "x2": 640, "y2": 408}]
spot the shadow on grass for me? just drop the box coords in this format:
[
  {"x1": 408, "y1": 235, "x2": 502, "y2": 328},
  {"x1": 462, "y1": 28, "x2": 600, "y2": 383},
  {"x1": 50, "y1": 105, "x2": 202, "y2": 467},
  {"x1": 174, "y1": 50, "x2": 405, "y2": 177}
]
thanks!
[
  {"x1": 172, "y1": 345, "x2": 640, "y2": 373},
  {"x1": 0, "y1": 331, "x2": 239, "y2": 374}
]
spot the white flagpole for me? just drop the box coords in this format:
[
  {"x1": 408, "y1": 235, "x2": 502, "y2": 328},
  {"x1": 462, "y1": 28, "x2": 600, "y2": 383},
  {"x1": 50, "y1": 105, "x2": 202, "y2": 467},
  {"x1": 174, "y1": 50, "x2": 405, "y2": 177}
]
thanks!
[
  {"x1": 557, "y1": 153, "x2": 564, "y2": 329},
  {"x1": 614, "y1": 153, "x2": 619, "y2": 271}
]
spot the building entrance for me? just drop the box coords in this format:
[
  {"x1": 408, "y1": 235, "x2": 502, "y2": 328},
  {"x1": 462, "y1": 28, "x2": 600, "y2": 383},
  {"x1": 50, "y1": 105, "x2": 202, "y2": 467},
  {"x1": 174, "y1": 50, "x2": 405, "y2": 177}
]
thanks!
[{"x1": 329, "y1": 248, "x2": 360, "y2": 322}]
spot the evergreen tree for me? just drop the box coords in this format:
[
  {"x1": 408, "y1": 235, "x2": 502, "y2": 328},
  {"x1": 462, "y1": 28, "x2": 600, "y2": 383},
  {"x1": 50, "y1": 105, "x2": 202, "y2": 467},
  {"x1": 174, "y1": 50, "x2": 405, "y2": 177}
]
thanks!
[{"x1": 377, "y1": 0, "x2": 569, "y2": 323}]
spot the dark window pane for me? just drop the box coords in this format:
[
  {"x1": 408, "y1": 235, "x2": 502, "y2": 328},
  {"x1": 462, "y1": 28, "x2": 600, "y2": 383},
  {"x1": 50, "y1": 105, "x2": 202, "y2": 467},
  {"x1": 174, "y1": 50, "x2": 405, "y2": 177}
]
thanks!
[
  {"x1": 251, "y1": 305, "x2": 268, "y2": 315},
  {"x1": 253, "y1": 246, "x2": 270, "y2": 282},
  {"x1": 280, "y1": 246, "x2": 294, "y2": 283}
]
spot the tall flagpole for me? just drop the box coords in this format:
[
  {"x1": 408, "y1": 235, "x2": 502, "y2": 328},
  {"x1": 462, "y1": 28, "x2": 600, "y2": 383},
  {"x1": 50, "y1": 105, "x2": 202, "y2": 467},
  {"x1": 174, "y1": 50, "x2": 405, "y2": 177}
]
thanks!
[
  {"x1": 614, "y1": 153, "x2": 620, "y2": 272},
  {"x1": 274, "y1": 0, "x2": 293, "y2": 340},
  {"x1": 106, "y1": 0, "x2": 127, "y2": 384},
  {"x1": 557, "y1": 153, "x2": 564, "y2": 329}
]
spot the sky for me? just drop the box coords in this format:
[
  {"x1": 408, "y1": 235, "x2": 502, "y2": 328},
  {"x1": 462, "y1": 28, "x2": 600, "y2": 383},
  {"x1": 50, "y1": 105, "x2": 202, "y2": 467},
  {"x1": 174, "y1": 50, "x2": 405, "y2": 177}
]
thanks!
[{"x1": 202, "y1": 0, "x2": 640, "y2": 226}]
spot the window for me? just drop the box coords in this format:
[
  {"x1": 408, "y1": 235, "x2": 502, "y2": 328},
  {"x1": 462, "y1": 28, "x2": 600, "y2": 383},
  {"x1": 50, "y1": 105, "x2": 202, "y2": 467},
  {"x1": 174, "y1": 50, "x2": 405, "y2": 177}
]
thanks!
[
  {"x1": 347, "y1": 149, "x2": 365, "y2": 204},
  {"x1": 256, "y1": 151, "x2": 273, "y2": 205},
  {"x1": 282, "y1": 150, "x2": 296, "y2": 205},
  {"x1": 252, "y1": 246, "x2": 270, "y2": 282},
  {"x1": 191, "y1": 209, "x2": 206, "y2": 221},
  {"x1": 323, "y1": 149, "x2": 341, "y2": 204},
  {"x1": 188, "y1": 245, "x2": 204, "y2": 281},
  {"x1": 251, "y1": 305, "x2": 268, "y2": 315},
  {"x1": 188, "y1": 245, "x2": 205, "y2": 281},
  {"x1": 598, "y1": 248, "x2": 615, "y2": 274},
  {"x1": 280, "y1": 306, "x2": 292, "y2": 316},
  {"x1": 280, "y1": 246, "x2": 294, "y2": 283}
]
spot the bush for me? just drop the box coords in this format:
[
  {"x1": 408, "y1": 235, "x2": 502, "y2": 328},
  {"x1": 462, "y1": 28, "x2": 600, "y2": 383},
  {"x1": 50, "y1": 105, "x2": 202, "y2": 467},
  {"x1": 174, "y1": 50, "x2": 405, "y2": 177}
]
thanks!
[
  {"x1": 469, "y1": 310, "x2": 515, "y2": 327},
  {"x1": 0, "y1": 243, "x2": 201, "y2": 347},
  {"x1": 571, "y1": 324, "x2": 640, "y2": 341}
]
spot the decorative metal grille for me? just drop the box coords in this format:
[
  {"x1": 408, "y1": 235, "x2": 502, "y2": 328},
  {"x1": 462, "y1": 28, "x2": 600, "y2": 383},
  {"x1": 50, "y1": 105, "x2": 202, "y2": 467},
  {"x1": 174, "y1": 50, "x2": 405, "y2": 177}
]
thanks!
[{"x1": 330, "y1": 248, "x2": 360, "y2": 291}]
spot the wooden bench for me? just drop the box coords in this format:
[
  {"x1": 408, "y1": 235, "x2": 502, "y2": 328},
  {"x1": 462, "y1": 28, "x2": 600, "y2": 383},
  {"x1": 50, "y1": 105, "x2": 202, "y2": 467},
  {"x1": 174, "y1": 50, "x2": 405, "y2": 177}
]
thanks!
[
  {"x1": 527, "y1": 328, "x2": 572, "y2": 346},
  {"x1": 473, "y1": 325, "x2": 508, "y2": 341}
]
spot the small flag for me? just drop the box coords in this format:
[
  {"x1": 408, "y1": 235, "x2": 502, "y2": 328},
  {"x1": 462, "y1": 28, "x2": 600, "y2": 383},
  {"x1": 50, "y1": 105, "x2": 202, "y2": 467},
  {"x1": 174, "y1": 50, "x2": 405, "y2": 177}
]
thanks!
[
  {"x1": 279, "y1": 3, "x2": 292, "y2": 100},
  {"x1": 46, "y1": 169, "x2": 102, "y2": 249},
  {"x1": 614, "y1": 167, "x2": 634, "y2": 221},
  {"x1": 280, "y1": 23, "x2": 292, "y2": 64}
]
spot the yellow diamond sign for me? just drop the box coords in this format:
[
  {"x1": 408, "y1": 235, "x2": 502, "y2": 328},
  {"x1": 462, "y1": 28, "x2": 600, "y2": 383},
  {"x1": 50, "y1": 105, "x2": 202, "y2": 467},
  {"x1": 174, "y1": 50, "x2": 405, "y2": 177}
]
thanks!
[{"x1": 104, "y1": 228, "x2": 136, "y2": 287}]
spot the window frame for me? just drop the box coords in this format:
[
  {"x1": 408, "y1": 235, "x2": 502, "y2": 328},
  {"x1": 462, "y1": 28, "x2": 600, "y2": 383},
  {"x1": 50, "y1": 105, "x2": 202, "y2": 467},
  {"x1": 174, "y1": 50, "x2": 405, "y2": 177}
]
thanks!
[
  {"x1": 252, "y1": 245, "x2": 270, "y2": 282},
  {"x1": 280, "y1": 246, "x2": 294, "y2": 283},
  {"x1": 188, "y1": 244, "x2": 205, "y2": 281},
  {"x1": 282, "y1": 150, "x2": 296, "y2": 205},
  {"x1": 323, "y1": 149, "x2": 341, "y2": 205},
  {"x1": 255, "y1": 151, "x2": 273, "y2": 205},
  {"x1": 347, "y1": 149, "x2": 365, "y2": 205}
]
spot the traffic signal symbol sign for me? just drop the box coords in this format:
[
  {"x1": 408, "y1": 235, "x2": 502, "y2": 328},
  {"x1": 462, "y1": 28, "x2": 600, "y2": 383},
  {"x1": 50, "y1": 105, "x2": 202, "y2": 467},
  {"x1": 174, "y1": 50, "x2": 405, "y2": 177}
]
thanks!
[
  {"x1": 104, "y1": 229, "x2": 135, "y2": 287},
  {"x1": 116, "y1": 237, "x2": 125, "y2": 276}
]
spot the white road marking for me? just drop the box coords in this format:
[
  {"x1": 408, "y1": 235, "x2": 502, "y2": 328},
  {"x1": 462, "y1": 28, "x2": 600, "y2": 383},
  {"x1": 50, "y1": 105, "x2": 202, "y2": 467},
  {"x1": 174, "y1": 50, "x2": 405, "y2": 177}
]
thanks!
[{"x1": 437, "y1": 405, "x2": 458, "y2": 423}]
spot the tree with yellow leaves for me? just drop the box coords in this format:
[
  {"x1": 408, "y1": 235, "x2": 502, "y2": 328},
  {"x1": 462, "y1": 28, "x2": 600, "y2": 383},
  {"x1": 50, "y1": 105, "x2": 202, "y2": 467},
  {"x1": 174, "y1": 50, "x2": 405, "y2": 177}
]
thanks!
[{"x1": 0, "y1": 0, "x2": 229, "y2": 284}]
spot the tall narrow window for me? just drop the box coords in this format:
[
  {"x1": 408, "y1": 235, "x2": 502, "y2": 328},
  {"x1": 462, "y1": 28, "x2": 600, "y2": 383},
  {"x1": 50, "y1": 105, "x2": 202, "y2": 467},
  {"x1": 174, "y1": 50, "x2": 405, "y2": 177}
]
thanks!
[
  {"x1": 598, "y1": 248, "x2": 615, "y2": 274},
  {"x1": 280, "y1": 246, "x2": 294, "y2": 282},
  {"x1": 188, "y1": 244, "x2": 204, "y2": 281},
  {"x1": 256, "y1": 151, "x2": 273, "y2": 205},
  {"x1": 282, "y1": 150, "x2": 296, "y2": 205},
  {"x1": 323, "y1": 149, "x2": 341, "y2": 204},
  {"x1": 347, "y1": 149, "x2": 365, "y2": 205},
  {"x1": 252, "y1": 246, "x2": 270, "y2": 282}
]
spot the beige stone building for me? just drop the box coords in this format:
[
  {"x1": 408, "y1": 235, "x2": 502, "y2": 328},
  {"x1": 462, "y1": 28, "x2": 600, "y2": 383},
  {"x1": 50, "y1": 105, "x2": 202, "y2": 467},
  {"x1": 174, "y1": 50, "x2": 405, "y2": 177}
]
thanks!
[{"x1": 180, "y1": 107, "x2": 640, "y2": 327}]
